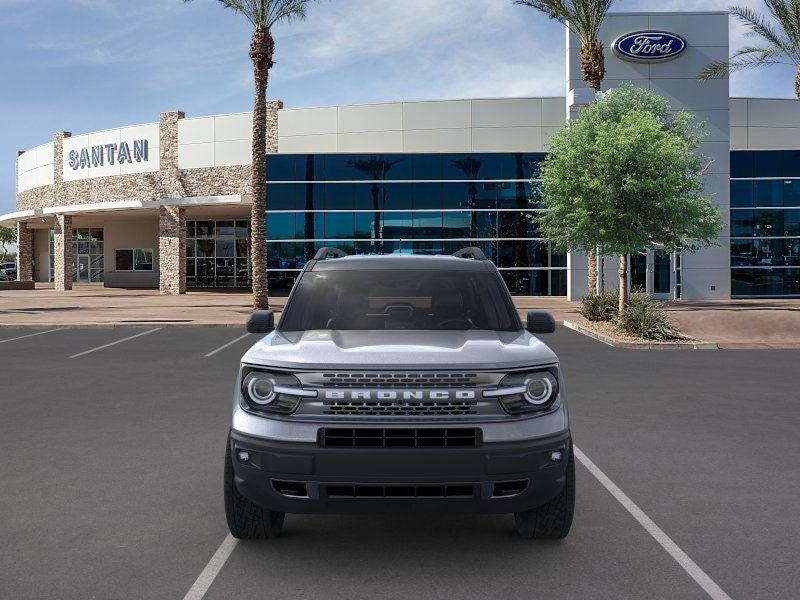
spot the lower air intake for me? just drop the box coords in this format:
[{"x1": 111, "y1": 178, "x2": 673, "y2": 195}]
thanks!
[
  {"x1": 325, "y1": 484, "x2": 475, "y2": 498},
  {"x1": 319, "y1": 428, "x2": 481, "y2": 448}
]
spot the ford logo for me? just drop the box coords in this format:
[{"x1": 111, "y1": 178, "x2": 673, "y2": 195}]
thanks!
[{"x1": 613, "y1": 31, "x2": 687, "y2": 62}]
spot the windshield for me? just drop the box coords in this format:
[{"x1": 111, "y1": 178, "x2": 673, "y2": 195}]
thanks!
[{"x1": 279, "y1": 269, "x2": 521, "y2": 332}]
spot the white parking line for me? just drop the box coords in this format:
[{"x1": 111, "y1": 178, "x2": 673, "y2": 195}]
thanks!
[
  {"x1": 574, "y1": 445, "x2": 733, "y2": 600},
  {"x1": 204, "y1": 333, "x2": 251, "y2": 358},
  {"x1": 69, "y1": 328, "x2": 162, "y2": 359},
  {"x1": 0, "y1": 328, "x2": 63, "y2": 345},
  {"x1": 182, "y1": 534, "x2": 238, "y2": 600}
]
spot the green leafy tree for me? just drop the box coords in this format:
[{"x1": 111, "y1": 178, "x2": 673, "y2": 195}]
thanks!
[
  {"x1": 184, "y1": 0, "x2": 315, "y2": 309},
  {"x1": 535, "y1": 85, "x2": 722, "y2": 313},
  {"x1": 515, "y1": 0, "x2": 616, "y2": 294},
  {"x1": 0, "y1": 226, "x2": 15, "y2": 263},
  {"x1": 699, "y1": 2, "x2": 800, "y2": 100}
]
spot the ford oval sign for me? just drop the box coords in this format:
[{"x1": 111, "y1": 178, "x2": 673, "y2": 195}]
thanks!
[{"x1": 613, "y1": 31, "x2": 687, "y2": 63}]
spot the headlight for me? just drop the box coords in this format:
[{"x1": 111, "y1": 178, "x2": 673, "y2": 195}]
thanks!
[
  {"x1": 240, "y1": 369, "x2": 315, "y2": 415},
  {"x1": 484, "y1": 369, "x2": 559, "y2": 414}
]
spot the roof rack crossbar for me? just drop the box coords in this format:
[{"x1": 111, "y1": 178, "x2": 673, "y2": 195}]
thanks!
[
  {"x1": 452, "y1": 247, "x2": 487, "y2": 260},
  {"x1": 313, "y1": 247, "x2": 348, "y2": 260}
]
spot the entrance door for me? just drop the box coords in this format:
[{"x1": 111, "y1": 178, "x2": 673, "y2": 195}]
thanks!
[
  {"x1": 77, "y1": 255, "x2": 90, "y2": 282},
  {"x1": 626, "y1": 249, "x2": 673, "y2": 299},
  {"x1": 652, "y1": 249, "x2": 672, "y2": 299},
  {"x1": 630, "y1": 253, "x2": 647, "y2": 293}
]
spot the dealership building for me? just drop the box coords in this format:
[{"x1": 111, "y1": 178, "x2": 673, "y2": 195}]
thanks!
[{"x1": 4, "y1": 11, "x2": 800, "y2": 299}]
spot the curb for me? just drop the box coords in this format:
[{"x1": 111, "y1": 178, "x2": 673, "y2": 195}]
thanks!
[{"x1": 562, "y1": 321, "x2": 718, "y2": 350}]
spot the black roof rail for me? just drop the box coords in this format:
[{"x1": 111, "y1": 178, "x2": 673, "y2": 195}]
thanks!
[
  {"x1": 452, "y1": 247, "x2": 487, "y2": 260},
  {"x1": 313, "y1": 247, "x2": 348, "y2": 260}
]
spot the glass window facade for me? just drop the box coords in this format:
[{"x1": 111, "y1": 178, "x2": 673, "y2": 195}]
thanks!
[
  {"x1": 186, "y1": 220, "x2": 251, "y2": 288},
  {"x1": 731, "y1": 151, "x2": 800, "y2": 296},
  {"x1": 264, "y1": 153, "x2": 565, "y2": 296}
]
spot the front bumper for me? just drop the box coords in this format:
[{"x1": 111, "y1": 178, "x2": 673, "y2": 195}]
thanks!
[{"x1": 229, "y1": 428, "x2": 571, "y2": 515}]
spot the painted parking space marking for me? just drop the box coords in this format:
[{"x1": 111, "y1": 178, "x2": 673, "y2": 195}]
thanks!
[
  {"x1": 574, "y1": 445, "x2": 733, "y2": 600},
  {"x1": 69, "y1": 328, "x2": 162, "y2": 359},
  {"x1": 204, "y1": 333, "x2": 251, "y2": 358},
  {"x1": 182, "y1": 534, "x2": 238, "y2": 600},
  {"x1": 0, "y1": 328, "x2": 63, "y2": 345}
]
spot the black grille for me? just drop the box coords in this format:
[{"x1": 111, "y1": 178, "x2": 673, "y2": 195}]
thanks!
[
  {"x1": 325, "y1": 484, "x2": 475, "y2": 498},
  {"x1": 319, "y1": 428, "x2": 481, "y2": 448},
  {"x1": 325, "y1": 400, "x2": 477, "y2": 417},
  {"x1": 321, "y1": 373, "x2": 478, "y2": 388}
]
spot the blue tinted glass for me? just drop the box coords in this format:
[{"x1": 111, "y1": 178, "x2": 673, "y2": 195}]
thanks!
[
  {"x1": 355, "y1": 213, "x2": 378, "y2": 238},
  {"x1": 412, "y1": 182, "x2": 443, "y2": 209},
  {"x1": 325, "y1": 213, "x2": 354, "y2": 238},
  {"x1": 413, "y1": 212, "x2": 443, "y2": 237},
  {"x1": 785, "y1": 209, "x2": 800, "y2": 236},
  {"x1": 471, "y1": 183, "x2": 498, "y2": 209},
  {"x1": 730, "y1": 210, "x2": 753, "y2": 237},
  {"x1": 383, "y1": 154, "x2": 412, "y2": 179},
  {"x1": 353, "y1": 240, "x2": 382, "y2": 255},
  {"x1": 473, "y1": 212, "x2": 498, "y2": 238},
  {"x1": 266, "y1": 155, "x2": 297, "y2": 181},
  {"x1": 300, "y1": 155, "x2": 325, "y2": 181},
  {"x1": 499, "y1": 182, "x2": 531, "y2": 209},
  {"x1": 732, "y1": 268, "x2": 800, "y2": 296},
  {"x1": 353, "y1": 182, "x2": 382, "y2": 210},
  {"x1": 551, "y1": 269, "x2": 567, "y2": 295},
  {"x1": 412, "y1": 155, "x2": 443, "y2": 179},
  {"x1": 550, "y1": 244, "x2": 567, "y2": 268},
  {"x1": 441, "y1": 183, "x2": 470, "y2": 209},
  {"x1": 753, "y1": 209, "x2": 784, "y2": 236},
  {"x1": 498, "y1": 241, "x2": 548, "y2": 268},
  {"x1": 267, "y1": 272, "x2": 297, "y2": 296},
  {"x1": 324, "y1": 183, "x2": 354, "y2": 210},
  {"x1": 382, "y1": 183, "x2": 413, "y2": 210},
  {"x1": 516, "y1": 153, "x2": 546, "y2": 179},
  {"x1": 754, "y1": 151, "x2": 783, "y2": 177},
  {"x1": 267, "y1": 184, "x2": 299, "y2": 210},
  {"x1": 730, "y1": 151, "x2": 754, "y2": 178},
  {"x1": 781, "y1": 150, "x2": 800, "y2": 177},
  {"x1": 295, "y1": 212, "x2": 313, "y2": 239},
  {"x1": 343, "y1": 154, "x2": 408, "y2": 180},
  {"x1": 266, "y1": 213, "x2": 295, "y2": 240},
  {"x1": 325, "y1": 155, "x2": 357, "y2": 180},
  {"x1": 730, "y1": 181, "x2": 753, "y2": 208},
  {"x1": 754, "y1": 180, "x2": 783, "y2": 206},
  {"x1": 442, "y1": 211, "x2": 471, "y2": 237},
  {"x1": 444, "y1": 155, "x2": 480, "y2": 179},
  {"x1": 382, "y1": 212, "x2": 413, "y2": 238},
  {"x1": 783, "y1": 180, "x2": 800, "y2": 207},
  {"x1": 294, "y1": 183, "x2": 324, "y2": 211},
  {"x1": 501, "y1": 270, "x2": 548, "y2": 295},
  {"x1": 411, "y1": 241, "x2": 448, "y2": 255},
  {"x1": 267, "y1": 242, "x2": 296, "y2": 269},
  {"x1": 498, "y1": 210, "x2": 531, "y2": 237}
]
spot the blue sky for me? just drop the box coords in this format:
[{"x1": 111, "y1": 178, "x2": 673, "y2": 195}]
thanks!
[{"x1": 1, "y1": 0, "x2": 797, "y2": 215}]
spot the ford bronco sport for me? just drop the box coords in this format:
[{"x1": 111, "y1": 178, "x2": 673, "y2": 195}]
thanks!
[{"x1": 225, "y1": 247, "x2": 574, "y2": 540}]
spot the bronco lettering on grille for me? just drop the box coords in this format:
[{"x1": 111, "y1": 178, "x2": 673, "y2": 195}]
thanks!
[{"x1": 324, "y1": 390, "x2": 476, "y2": 401}]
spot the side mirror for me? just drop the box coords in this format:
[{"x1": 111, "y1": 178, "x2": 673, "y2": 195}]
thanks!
[
  {"x1": 526, "y1": 311, "x2": 556, "y2": 334},
  {"x1": 246, "y1": 310, "x2": 275, "y2": 334}
]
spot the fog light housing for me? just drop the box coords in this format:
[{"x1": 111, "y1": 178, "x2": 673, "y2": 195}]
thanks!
[
  {"x1": 237, "y1": 450, "x2": 250, "y2": 462},
  {"x1": 550, "y1": 450, "x2": 562, "y2": 462}
]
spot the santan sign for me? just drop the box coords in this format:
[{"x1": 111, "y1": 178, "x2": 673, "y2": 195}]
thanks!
[
  {"x1": 68, "y1": 139, "x2": 149, "y2": 170},
  {"x1": 613, "y1": 31, "x2": 687, "y2": 62}
]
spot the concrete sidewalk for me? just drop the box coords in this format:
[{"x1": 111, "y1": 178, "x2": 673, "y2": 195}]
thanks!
[{"x1": 1, "y1": 284, "x2": 798, "y2": 347}]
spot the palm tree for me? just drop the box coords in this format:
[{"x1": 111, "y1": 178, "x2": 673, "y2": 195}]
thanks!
[
  {"x1": 515, "y1": 0, "x2": 615, "y2": 295},
  {"x1": 699, "y1": 2, "x2": 800, "y2": 101},
  {"x1": 185, "y1": 0, "x2": 314, "y2": 309}
]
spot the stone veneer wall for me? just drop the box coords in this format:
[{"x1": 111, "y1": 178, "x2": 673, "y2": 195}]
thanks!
[
  {"x1": 53, "y1": 214, "x2": 73, "y2": 291},
  {"x1": 158, "y1": 206, "x2": 186, "y2": 294},
  {"x1": 16, "y1": 222, "x2": 33, "y2": 281}
]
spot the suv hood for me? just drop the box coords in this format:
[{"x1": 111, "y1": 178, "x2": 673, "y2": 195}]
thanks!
[{"x1": 241, "y1": 329, "x2": 558, "y2": 370}]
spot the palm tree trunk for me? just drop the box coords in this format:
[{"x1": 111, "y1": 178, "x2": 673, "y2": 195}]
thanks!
[
  {"x1": 618, "y1": 254, "x2": 628, "y2": 314},
  {"x1": 580, "y1": 40, "x2": 604, "y2": 296},
  {"x1": 249, "y1": 29, "x2": 274, "y2": 310},
  {"x1": 796, "y1": 67, "x2": 800, "y2": 102}
]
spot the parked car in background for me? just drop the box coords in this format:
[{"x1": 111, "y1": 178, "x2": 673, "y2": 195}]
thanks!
[{"x1": 0, "y1": 262, "x2": 16, "y2": 281}]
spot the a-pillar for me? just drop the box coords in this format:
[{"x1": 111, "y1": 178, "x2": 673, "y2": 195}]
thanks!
[
  {"x1": 53, "y1": 214, "x2": 73, "y2": 291},
  {"x1": 159, "y1": 205, "x2": 186, "y2": 295},
  {"x1": 16, "y1": 221, "x2": 33, "y2": 282}
]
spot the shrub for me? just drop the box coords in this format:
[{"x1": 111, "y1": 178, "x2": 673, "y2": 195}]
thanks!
[
  {"x1": 579, "y1": 290, "x2": 619, "y2": 322},
  {"x1": 614, "y1": 293, "x2": 684, "y2": 340}
]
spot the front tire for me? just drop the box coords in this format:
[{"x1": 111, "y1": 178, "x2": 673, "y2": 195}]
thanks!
[
  {"x1": 514, "y1": 442, "x2": 575, "y2": 539},
  {"x1": 224, "y1": 442, "x2": 285, "y2": 539}
]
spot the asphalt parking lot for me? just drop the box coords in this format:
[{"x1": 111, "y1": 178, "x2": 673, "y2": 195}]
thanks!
[{"x1": 1, "y1": 326, "x2": 798, "y2": 599}]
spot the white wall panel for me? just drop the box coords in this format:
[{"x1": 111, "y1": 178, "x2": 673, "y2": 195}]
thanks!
[
  {"x1": 471, "y1": 98, "x2": 541, "y2": 128},
  {"x1": 402, "y1": 128, "x2": 471, "y2": 152},
  {"x1": 691, "y1": 110, "x2": 729, "y2": 142},
  {"x1": 403, "y1": 100, "x2": 471, "y2": 130},
  {"x1": 541, "y1": 98, "x2": 566, "y2": 126},
  {"x1": 730, "y1": 126, "x2": 748, "y2": 149},
  {"x1": 472, "y1": 127, "x2": 543, "y2": 152},
  {"x1": 278, "y1": 107, "x2": 338, "y2": 137},
  {"x1": 747, "y1": 98, "x2": 800, "y2": 128},
  {"x1": 278, "y1": 134, "x2": 338, "y2": 153},
  {"x1": 214, "y1": 113, "x2": 251, "y2": 142},
  {"x1": 746, "y1": 127, "x2": 800, "y2": 149},
  {"x1": 338, "y1": 131, "x2": 403, "y2": 152},
  {"x1": 179, "y1": 117, "x2": 214, "y2": 144},
  {"x1": 178, "y1": 142, "x2": 214, "y2": 169},
  {"x1": 729, "y1": 99, "x2": 748, "y2": 127},
  {"x1": 338, "y1": 103, "x2": 403, "y2": 133},
  {"x1": 648, "y1": 13, "x2": 729, "y2": 47},
  {"x1": 214, "y1": 139, "x2": 250, "y2": 166}
]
